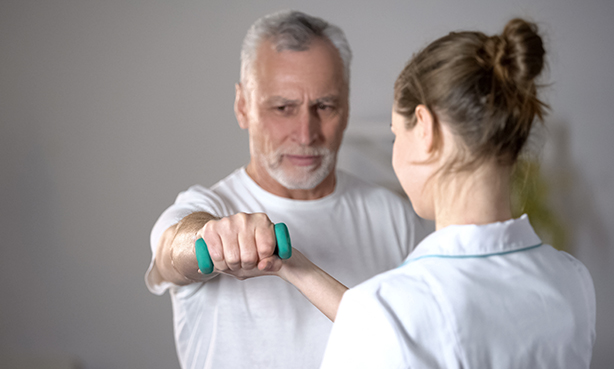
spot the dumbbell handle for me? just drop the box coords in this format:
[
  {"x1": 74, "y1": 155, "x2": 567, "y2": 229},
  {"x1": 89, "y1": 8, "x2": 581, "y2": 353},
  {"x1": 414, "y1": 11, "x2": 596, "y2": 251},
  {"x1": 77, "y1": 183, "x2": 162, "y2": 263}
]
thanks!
[{"x1": 194, "y1": 223, "x2": 292, "y2": 275}]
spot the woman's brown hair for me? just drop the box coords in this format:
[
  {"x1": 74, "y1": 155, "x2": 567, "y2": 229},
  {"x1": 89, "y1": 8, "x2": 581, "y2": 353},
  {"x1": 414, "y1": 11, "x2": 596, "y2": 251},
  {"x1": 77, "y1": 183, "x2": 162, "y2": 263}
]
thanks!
[{"x1": 394, "y1": 18, "x2": 548, "y2": 173}]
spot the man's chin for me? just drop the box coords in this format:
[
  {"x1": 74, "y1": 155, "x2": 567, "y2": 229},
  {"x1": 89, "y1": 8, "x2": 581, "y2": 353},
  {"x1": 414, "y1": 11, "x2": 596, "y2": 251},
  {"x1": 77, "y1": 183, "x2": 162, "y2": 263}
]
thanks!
[{"x1": 269, "y1": 166, "x2": 331, "y2": 190}]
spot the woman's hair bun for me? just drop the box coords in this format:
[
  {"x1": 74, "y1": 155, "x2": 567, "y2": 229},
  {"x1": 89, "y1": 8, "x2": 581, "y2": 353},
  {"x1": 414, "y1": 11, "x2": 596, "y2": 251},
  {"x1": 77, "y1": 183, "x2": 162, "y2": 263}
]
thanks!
[
  {"x1": 495, "y1": 18, "x2": 545, "y2": 86},
  {"x1": 393, "y1": 17, "x2": 548, "y2": 169}
]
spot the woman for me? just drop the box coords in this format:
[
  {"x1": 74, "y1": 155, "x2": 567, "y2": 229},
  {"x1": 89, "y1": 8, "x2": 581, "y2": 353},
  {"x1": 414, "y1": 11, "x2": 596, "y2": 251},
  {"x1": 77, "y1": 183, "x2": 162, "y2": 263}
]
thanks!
[{"x1": 276, "y1": 18, "x2": 595, "y2": 368}]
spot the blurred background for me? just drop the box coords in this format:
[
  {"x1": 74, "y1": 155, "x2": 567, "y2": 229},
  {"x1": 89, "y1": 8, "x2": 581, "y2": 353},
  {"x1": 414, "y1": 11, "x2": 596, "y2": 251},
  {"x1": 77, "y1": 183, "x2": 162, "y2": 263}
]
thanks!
[{"x1": 1, "y1": 0, "x2": 612, "y2": 368}]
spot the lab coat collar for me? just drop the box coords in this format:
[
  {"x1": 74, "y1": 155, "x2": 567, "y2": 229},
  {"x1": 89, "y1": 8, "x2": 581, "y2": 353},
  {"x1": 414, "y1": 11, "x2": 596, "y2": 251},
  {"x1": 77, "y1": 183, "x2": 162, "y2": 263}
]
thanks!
[{"x1": 405, "y1": 215, "x2": 542, "y2": 263}]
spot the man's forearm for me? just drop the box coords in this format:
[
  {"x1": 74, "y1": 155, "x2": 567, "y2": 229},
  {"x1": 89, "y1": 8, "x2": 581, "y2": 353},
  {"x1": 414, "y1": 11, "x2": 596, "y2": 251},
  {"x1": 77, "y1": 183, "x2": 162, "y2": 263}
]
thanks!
[{"x1": 155, "y1": 212, "x2": 219, "y2": 285}]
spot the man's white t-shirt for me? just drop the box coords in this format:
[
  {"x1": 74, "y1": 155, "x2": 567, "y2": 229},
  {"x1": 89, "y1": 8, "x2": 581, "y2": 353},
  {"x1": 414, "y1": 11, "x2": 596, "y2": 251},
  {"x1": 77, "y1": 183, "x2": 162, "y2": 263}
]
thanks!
[
  {"x1": 321, "y1": 215, "x2": 596, "y2": 369},
  {"x1": 146, "y1": 168, "x2": 426, "y2": 369}
]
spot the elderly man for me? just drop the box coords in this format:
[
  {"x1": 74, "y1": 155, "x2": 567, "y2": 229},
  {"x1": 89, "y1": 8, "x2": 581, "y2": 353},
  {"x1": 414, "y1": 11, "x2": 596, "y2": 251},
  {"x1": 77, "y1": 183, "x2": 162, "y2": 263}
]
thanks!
[{"x1": 145, "y1": 10, "x2": 426, "y2": 369}]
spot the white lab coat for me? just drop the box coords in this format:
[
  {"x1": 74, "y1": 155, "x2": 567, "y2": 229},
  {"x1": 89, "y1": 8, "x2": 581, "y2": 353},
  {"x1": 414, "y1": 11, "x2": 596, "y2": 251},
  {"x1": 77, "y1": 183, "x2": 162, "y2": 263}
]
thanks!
[{"x1": 321, "y1": 215, "x2": 596, "y2": 369}]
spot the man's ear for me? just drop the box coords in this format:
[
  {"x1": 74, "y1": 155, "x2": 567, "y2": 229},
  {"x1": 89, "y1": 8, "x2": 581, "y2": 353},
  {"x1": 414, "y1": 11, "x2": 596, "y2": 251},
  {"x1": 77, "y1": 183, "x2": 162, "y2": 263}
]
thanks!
[
  {"x1": 234, "y1": 83, "x2": 249, "y2": 130},
  {"x1": 415, "y1": 104, "x2": 436, "y2": 153}
]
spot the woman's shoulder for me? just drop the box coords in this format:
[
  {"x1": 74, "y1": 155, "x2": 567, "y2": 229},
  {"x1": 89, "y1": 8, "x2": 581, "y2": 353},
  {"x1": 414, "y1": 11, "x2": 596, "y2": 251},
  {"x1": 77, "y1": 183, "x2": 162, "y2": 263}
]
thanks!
[{"x1": 348, "y1": 264, "x2": 435, "y2": 308}]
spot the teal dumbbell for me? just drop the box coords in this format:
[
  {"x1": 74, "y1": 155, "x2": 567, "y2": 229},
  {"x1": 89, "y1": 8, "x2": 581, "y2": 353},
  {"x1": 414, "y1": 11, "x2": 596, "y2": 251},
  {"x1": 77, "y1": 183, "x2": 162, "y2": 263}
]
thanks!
[{"x1": 195, "y1": 223, "x2": 292, "y2": 274}]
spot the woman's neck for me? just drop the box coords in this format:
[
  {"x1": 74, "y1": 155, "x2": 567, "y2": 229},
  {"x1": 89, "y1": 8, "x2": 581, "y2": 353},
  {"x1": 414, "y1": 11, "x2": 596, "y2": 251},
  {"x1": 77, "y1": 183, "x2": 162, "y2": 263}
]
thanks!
[{"x1": 434, "y1": 163, "x2": 513, "y2": 230}]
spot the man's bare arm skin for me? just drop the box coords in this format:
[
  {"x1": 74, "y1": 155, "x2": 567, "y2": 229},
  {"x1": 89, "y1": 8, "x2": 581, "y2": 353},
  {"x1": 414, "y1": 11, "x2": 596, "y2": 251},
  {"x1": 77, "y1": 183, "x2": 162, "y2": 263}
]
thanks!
[{"x1": 155, "y1": 212, "x2": 219, "y2": 285}]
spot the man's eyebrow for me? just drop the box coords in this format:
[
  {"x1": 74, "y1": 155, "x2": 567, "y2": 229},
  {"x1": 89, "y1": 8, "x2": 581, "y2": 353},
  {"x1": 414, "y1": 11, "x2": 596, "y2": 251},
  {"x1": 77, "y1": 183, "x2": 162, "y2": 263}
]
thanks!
[
  {"x1": 266, "y1": 96, "x2": 300, "y2": 105},
  {"x1": 312, "y1": 95, "x2": 340, "y2": 104}
]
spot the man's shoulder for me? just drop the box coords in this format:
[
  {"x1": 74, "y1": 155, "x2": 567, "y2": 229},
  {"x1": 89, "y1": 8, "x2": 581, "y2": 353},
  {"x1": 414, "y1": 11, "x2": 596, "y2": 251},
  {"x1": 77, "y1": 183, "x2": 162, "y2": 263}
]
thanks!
[
  {"x1": 205, "y1": 167, "x2": 245, "y2": 191},
  {"x1": 337, "y1": 170, "x2": 407, "y2": 204},
  {"x1": 179, "y1": 168, "x2": 245, "y2": 197},
  {"x1": 337, "y1": 170, "x2": 431, "y2": 243},
  {"x1": 171, "y1": 168, "x2": 244, "y2": 205}
]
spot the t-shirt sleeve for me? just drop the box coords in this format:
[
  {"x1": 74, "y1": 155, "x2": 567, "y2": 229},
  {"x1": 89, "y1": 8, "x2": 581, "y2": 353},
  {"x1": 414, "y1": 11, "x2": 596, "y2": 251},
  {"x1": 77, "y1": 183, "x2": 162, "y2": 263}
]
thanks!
[{"x1": 145, "y1": 185, "x2": 230, "y2": 295}]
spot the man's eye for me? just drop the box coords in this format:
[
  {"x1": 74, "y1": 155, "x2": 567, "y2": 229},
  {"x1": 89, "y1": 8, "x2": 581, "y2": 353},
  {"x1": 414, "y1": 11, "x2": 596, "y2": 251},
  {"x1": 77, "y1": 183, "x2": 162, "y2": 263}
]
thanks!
[
  {"x1": 318, "y1": 103, "x2": 334, "y2": 111},
  {"x1": 276, "y1": 105, "x2": 294, "y2": 113}
]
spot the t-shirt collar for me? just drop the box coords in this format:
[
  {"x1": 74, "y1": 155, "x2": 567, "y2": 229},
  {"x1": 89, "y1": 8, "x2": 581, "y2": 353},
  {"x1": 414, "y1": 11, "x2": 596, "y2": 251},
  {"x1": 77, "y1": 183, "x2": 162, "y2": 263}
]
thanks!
[{"x1": 237, "y1": 166, "x2": 343, "y2": 209}]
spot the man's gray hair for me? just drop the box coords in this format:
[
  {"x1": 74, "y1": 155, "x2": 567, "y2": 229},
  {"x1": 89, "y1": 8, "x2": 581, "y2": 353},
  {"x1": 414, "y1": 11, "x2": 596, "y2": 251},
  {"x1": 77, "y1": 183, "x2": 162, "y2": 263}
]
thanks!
[{"x1": 240, "y1": 10, "x2": 352, "y2": 87}]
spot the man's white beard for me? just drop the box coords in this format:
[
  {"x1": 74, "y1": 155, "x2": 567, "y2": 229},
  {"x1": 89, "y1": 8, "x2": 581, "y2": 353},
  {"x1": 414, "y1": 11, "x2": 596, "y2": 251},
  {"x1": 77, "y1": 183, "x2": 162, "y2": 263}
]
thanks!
[{"x1": 263, "y1": 146, "x2": 336, "y2": 190}]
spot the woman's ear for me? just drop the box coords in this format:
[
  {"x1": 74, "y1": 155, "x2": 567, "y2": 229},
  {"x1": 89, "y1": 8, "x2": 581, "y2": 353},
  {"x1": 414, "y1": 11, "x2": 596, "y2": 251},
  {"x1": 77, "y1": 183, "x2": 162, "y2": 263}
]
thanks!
[
  {"x1": 234, "y1": 83, "x2": 249, "y2": 130},
  {"x1": 414, "y1": 104, "x2": 436, "y2": 152}
]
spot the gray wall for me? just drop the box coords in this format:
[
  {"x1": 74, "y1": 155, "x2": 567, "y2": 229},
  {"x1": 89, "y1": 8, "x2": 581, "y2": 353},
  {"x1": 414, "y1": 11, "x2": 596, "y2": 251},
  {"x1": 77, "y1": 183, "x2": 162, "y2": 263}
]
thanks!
[{"x1": 1, "y1": 1, "x2": 612, "y2": 368}]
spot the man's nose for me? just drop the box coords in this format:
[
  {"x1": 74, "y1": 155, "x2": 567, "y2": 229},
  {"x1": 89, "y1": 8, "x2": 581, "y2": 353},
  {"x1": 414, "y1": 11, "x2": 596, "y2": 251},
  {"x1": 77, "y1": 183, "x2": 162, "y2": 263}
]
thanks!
[{"x1": 294, "y1": 108, "x2": 321, "y2": 146}]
